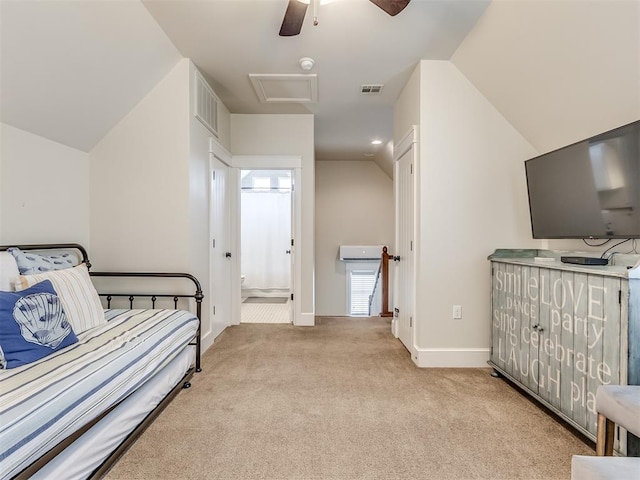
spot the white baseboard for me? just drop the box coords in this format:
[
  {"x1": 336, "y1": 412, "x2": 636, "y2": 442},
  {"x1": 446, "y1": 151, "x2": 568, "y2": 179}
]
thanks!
[
  {"x1": 413, "y1": 347, "x2": 490, "y2": 368},
  {"x1": 295, "y1": 312, "x2": 315, "y2": 326},
  {"x1": 391, "y1": 318, "x2": 398, "y2": 338},
  {"x1": 201, "y1": 331, "x2": 215, "y2": 354},
  {"x1": 201, "y1": 323, "x2": 228, "y2": 354},
  {"x1": 241, "y1": 288, "x2": 289, "y2": 298}
]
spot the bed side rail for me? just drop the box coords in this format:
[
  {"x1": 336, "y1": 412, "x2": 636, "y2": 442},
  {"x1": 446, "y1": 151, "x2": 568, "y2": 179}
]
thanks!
[{"x1": 90, "y1": 271, "x2": 203, "y2": 373}]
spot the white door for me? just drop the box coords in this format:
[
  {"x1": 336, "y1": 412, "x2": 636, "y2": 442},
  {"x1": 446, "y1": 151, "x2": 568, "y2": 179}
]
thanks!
[
  {"x1": 394, "y1": 136, "x2": 416, "y2": 354},
  {"x1": 210, "y1": 154, "x2": 231, "y2": 336}
]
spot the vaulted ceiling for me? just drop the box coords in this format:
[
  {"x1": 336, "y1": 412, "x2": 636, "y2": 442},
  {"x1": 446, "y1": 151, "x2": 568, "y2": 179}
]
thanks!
[
  {"x1": 0, "y1": 0, "x2": 181, "y2": 152},
  {"x1": 0, "y1": 0, "x2": 490, "y2": 159},
  {"x1": 142, "y1": 0, "x2": 490, "y2": 161}
]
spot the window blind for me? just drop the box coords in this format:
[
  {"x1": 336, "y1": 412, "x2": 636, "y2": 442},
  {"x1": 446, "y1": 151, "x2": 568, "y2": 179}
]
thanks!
[{"x1": 349, "y1": 270, "x2": 376, "y2": 316}]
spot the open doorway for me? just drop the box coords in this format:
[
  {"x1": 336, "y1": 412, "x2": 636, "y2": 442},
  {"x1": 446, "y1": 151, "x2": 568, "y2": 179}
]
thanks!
[{"x1": 240, "y1": 169, "x2": 292, "y2": 324}]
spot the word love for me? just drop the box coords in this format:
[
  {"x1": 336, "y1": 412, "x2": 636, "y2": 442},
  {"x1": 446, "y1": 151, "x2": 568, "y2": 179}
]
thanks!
[{"x1": 494, "y1": 269, "x2": 608, "y2": 323}]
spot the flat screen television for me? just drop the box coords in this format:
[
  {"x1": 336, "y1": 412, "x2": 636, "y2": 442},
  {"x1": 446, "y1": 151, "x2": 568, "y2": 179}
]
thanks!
[{"x1": 525, "y1": 120, "x2": 640, "y2": 239}]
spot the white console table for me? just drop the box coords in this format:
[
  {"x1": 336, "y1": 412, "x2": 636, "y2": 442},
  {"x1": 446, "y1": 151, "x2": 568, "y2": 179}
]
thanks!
[{"x1": 488, "y1": 249, "x2": 640, "y2": 455}]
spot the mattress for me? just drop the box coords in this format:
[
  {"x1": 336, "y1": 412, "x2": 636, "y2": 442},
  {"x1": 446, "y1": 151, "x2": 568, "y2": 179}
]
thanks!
[
  {"x1": 0, "y1": 309, "x2": 199, "y2": 479},
  {"x1": 32, "y1": 347, "x2": 194, "y2": 480}
]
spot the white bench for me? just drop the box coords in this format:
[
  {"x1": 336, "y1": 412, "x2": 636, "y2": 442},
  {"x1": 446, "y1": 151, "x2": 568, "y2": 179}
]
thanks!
[
  {"x1": 571, "y1": 386, "x2": 640, "y2": 480},
  {"x1": 571, "y1": 456, "x2": 640, "y2": 480},
  {"x1": 596, "y1": 386, "x2": 640, "y2": 456}
]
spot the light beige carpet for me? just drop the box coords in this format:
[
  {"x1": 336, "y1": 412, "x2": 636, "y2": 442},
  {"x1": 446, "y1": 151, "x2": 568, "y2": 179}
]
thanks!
[{"x1": 105, "y1": 317, "x2": 592, "y2": 480}]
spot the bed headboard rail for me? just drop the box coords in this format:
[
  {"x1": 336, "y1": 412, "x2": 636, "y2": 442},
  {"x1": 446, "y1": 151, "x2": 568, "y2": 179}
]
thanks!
[
  {"x1": 0, "y1": 243, "x2": 203, "y2": 372},
  {"x1": 0, "y1": 243, "x2": 91, "y2": 268}
]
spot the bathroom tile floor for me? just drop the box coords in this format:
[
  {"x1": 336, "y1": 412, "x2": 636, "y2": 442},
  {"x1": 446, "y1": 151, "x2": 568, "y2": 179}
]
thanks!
[{"x1": 240, "y1": 299, "x2": 291, "y2": 324}]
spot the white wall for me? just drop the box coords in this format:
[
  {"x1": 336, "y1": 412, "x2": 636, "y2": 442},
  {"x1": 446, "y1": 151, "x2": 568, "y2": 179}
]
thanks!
[
  {"x1": 394, "y1": 65, "x2": 421, "y2": 144},
  {"x1": 315, "y1": 160, "x2": 394, "y2": 316},
  {"x1": 90, "y1": 58, "x2": 236, "y2": 349},
  {"x1": 1, "y1": 0, "x2": 182, "y2": 153},
  {"x1": 452, "y1": 0, "x2": 640, "y2": 255},
  {"x1": 392, "y1": 0, "x2": 640, "y2": 366},
  {"x1": 0, "y1": 123, "x2": 90, "y2": 246},
  {"x1": 373, "y1": 141, "x2": 394, "y2": 179},
  {"x1": 230, "y1": 114, "x2": 315, "y2": 325},
  {"x1": 394, "y1": 60, "x2": 539, "y2": 367},
  {"x1": 452, "y1": 0, "x2": 640, "y2": 155},
  {"x1": 89, "y1": 59, "x2": 191, "y2": 272},
  {"x1": 188, "y1": 61, "x2": 233, "y2": 343}
]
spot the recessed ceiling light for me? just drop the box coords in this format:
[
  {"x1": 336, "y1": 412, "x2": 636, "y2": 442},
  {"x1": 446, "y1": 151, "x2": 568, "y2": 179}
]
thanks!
[
  {"x1": 371, "y1": 140, "x2": 382, "y2": 145},
  {"x1": 364, "y1": 153, "x2": 374, "y2": 157}
]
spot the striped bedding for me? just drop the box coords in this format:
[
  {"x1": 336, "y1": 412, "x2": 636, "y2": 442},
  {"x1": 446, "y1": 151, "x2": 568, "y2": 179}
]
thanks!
[{"x1": 0, "y1": 308, "x2": 198, "y2": 479}]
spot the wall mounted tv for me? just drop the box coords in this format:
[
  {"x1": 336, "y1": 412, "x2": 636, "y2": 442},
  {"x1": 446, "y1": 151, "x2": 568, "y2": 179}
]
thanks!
[{"x1": 525, "y1": 120, "x2": 640, "y2": 239}]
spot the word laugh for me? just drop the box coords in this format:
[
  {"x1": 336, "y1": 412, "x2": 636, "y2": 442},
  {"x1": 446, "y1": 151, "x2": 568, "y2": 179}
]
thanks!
[{"x1": 493, "y1": 268, "x2": 613, "y2": 415}]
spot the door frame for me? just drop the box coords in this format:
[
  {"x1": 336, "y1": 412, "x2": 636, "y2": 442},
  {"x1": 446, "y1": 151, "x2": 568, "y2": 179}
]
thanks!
[
  {"x1": 230, "y1": 155, "x2": 303, "y2": 326},
  {"x1": 207, "y1": 138, "x2": 233, "y2": 351},
  {"x1": 393, "y1": 126, "x2": 419, "y2": 360}
]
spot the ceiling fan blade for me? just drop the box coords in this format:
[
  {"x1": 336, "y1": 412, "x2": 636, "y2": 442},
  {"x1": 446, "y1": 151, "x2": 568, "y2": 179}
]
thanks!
[
  {"x1": 369, "y1": 0, "x2": 410, "y2": 16},
  {"x1": 279, "y1": 0, "x2": 308, "y2": 37}
]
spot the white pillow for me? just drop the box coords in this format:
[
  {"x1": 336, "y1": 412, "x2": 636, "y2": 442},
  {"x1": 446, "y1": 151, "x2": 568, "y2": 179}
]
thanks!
[
  {"x1": 0, "y1": 252, "x2": 20, "y2": 291},
  {"x1": 16, "y1": 263, "x2": 105, "y2": 333}
]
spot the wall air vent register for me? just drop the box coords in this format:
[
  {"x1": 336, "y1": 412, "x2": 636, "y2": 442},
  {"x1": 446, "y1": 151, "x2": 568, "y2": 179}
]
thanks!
[{"x1": 194, "y1": 70, "x2": 219, "y2": 137}]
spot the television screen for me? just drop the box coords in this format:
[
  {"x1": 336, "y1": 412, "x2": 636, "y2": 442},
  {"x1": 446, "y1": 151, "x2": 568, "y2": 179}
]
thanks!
[{"x1": 525, "y1": 120, "x2": 640, "y2": 239}]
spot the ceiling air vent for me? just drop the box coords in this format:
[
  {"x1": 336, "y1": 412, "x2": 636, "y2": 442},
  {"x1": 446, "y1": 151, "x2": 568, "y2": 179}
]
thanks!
[{"x1": 360, "y1": 84, "x2": 384, "y2": 95}]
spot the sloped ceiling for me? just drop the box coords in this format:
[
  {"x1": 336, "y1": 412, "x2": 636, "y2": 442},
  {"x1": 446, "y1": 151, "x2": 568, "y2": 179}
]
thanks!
[
  {"x1": 452, "y1": 0, "x2": 640, "y2": 155},
  {"x1": 0, "y1": 0, "x2": 182, "y2": 152},
  {"x1": 142, "y1": 0, "x2": 490, "y2": 161},
  {"x1": 0, "y1": 0, "x2": 491, "y2": 160}
]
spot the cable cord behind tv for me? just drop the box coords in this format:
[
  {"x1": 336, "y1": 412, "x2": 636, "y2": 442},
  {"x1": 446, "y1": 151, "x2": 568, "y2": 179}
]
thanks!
[
  {"x1": 601, "y1": 238, "x2": 637, "y2": 260},
  {"x1": 582, "y1": 238, "x2": 611, "y2": 247},
  {"x1": 562, "y1": 238, "x2": 637, "y2": 266}
]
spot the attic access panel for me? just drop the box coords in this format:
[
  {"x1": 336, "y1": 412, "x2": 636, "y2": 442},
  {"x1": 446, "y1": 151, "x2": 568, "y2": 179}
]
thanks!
[{"x1": 249, "y1": 74, "x2": 318, "y2": 103}]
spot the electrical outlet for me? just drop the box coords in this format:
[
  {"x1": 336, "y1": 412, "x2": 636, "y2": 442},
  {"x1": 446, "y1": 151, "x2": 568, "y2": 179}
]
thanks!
[{"x1": 453, "y1": 305, "x2": 462, "y2": 319}]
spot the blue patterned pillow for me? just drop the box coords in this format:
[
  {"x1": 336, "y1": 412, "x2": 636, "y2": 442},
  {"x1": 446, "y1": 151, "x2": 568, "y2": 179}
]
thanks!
[
  {"x1": 0, "y1": 280, "x2": 78, "y2": 369},
  {"x1": 7, "y1": 247, "x2": 77, "y2": 275}
]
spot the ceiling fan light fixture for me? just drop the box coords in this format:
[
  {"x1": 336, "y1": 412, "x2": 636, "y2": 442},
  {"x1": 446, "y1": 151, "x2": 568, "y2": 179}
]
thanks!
[
  {"x1": 296, "y1": 0, "x2": 335, "y2": 4},
  {"x1": 281, "y1": 0, "x2": 408, "y2": 37}
]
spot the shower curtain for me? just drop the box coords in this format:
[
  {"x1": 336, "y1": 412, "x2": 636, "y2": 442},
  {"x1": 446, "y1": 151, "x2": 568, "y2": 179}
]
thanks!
[{"x1": 241, "y1": 190, "x2": 291, "y2": 292}]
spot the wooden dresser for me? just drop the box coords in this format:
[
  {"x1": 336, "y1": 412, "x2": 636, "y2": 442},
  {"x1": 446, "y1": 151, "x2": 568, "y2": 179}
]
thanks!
[{"x1": 488, "y1": 249, "x2": 640, "y2": 454}]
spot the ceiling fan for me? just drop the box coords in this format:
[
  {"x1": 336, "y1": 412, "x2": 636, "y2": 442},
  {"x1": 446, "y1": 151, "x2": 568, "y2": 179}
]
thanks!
[{"x1": 279, "y1": 0, "x2": 411, "y2": 37}]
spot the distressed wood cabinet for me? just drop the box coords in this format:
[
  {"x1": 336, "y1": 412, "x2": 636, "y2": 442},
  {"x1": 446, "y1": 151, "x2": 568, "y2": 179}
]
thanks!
[{"x1": 488, "y1": 249, "x2": 640, "y2": 454}]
